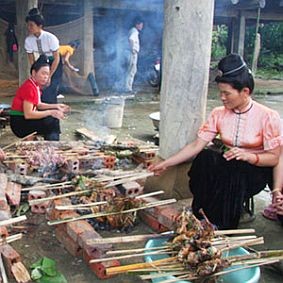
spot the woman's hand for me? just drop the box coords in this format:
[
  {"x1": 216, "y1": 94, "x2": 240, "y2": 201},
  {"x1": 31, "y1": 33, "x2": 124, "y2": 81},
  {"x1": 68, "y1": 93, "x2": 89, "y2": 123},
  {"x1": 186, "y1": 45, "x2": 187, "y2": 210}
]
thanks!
[
  {"x1": 223, "y1": 147, "x2": 254, "y2": 163},
  {"x1": 148, "y1": 161, "x2": 169, "y2": 176},
  {"x1": 50, "y1": 109, "x2": 65, "y2": 120},
  {"x1": 0, "y1": 148, "x2": 5, "y2": 161},
  {"x1": 274, "y1": 192, "x2": 283, "y2": 215},
  {"x1": 57, "y1": 104, "x2": 70, "y2": 113}
]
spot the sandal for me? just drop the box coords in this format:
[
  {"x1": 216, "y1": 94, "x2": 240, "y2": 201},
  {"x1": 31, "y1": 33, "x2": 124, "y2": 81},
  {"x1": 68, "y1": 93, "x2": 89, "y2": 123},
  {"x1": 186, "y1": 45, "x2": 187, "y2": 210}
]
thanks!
[{"x1": 262, "y1": 204, "x2": 278, "y2": 221}]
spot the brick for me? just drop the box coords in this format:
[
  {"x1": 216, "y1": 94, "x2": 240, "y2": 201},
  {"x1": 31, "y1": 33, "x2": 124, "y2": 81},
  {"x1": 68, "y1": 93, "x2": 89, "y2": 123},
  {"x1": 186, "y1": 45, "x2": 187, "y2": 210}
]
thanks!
[
  {"x1": 89, "y1": 260, "x2": 120, "y2": 279},
  {"x1": 83, "y1": 243, "x2": 112, "y2": 263},
  {"x1": 66, "y1": 220, "x2": 94, "y2": 243},
  {"x1": 64, "y1": 159, "x2": 80, "y2": 174},
  {"x1": 7, "y1": 161, "x2": 28, "y2": 175},
  {"x1": 0, "y1": 210, "x2": 11, "y2": 221},
  {"x1": 117, "y1": 181, "x2": 143, "y2": 197},
  {"x1": 0, "y1": 198, "x2": 10, "y2": 212},
  {"x1": 0, "y1": 226, "x2": 9, "y2": 238},
  {"x1": 0, "y1": 244, "x2": 21, "y2": 278},
  {"x1": 47, "y1": 200, "x2": 78, "y2": 220},
  {"x1": 28, "y1": 190, "x2": 47, "y2": 201},
  {"x1": 142, "y1": 197, "x2": 193, "y2": 230},
  {"x1": 79, "y1": 157, "x2": 103, "y2": 170},
  {"x1": 55, "y1": 228, "x2": 82, "y2": 258},
  {"x1": 139, "y1": 210, "x2": 169, "y2": 232},
  {"x1": 31, "y1": 203, "x2": 50, "y2": 214},
  {"x1": 5, "y1": 182, "x2": 22, "y2": 206},
  {"x1": 0, "y1": 174, "x2": 8, "y2": 198},
  {"x1": 134, "y1": 151, "x2": 156, "y2": 159},
  {"x1": 103, "y1": 155, "x2": 116, "y2": 164},
  {"x1": 132, "y1": 156, "x2": 153, "y2": 168},
  {"x1": 28, "y1": 190, "x2": 50, "y2": 214}
]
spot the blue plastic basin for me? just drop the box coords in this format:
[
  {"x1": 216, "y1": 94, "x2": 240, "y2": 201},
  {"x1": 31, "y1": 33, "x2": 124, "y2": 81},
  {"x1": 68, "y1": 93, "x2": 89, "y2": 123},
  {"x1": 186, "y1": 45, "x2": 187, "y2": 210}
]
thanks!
[{"x1": 144, "y1": 238, "x2": 260, "y2": 283}]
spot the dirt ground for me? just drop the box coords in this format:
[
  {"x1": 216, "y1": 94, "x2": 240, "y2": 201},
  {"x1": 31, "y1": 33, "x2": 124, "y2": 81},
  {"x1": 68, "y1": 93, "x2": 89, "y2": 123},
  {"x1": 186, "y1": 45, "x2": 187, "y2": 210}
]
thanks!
[{"x1": 0, "y1": 70, "x2": 283, "y2": 282}]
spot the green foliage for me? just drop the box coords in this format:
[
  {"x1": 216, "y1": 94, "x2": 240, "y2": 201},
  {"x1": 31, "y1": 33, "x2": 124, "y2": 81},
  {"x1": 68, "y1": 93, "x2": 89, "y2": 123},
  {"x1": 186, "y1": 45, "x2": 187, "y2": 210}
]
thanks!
[
  {"x1": 30, "y1": 257, "x2": 67, "y2": 283},
  {"x1": 211, "y1": 25, "x2": 228, "y2": 60},
  {"x1": 245, "y1": 22, "x2": 283, "y2": 74}
]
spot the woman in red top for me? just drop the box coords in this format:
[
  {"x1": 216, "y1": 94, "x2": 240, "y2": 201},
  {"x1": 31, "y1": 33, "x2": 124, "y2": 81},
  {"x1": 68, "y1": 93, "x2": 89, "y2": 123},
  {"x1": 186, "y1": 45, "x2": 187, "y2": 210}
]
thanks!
[{"x1": 10, "y1": 57, "x2": 69, "y2": 140}]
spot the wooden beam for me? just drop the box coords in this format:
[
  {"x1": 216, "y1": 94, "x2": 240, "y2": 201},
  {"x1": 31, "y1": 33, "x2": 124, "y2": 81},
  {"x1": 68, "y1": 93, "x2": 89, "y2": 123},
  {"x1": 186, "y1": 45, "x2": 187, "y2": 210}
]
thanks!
[{"x1": 92, "y1": 0, "x2": 162, "y2": 12}]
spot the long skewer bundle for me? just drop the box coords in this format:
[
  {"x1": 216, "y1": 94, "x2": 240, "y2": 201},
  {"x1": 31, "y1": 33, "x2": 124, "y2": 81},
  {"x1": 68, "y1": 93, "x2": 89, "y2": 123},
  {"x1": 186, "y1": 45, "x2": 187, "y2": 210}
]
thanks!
[{"x1": 100, "y1": 209, "x2": 283, "y2": 281}]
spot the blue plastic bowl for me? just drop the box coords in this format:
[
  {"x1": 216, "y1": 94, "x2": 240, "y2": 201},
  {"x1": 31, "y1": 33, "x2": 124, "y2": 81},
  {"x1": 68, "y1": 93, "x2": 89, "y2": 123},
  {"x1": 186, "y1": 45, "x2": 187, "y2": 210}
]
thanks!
[{"x1": 144, "y1": 238, "x2": 260, "y2": 283}]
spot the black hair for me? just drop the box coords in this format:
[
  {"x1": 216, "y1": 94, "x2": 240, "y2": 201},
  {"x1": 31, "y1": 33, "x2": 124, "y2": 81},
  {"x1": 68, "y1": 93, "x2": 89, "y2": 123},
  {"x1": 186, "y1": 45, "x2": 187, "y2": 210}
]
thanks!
[
  {"x1": 25, "y1": 8, "x2": 44, "y2": 26},
  {"x1": 215, "y1": 53, "x2": 254, "y2": 94},
  {"x1": 30, "y1": 55, "x2": 50, "y2": 74},
  {"x1": 134, "y1": 17, "x2": 144, "y2": 25},
  {"x1": 68, "y1": 39, "x2": 80, "y2": 49}
]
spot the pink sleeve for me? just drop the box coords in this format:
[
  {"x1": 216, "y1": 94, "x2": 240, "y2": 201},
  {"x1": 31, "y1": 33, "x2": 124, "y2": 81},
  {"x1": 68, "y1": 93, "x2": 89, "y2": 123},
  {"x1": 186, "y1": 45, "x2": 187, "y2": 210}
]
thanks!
[
  {"x1": 262, "y1": 111, "x2": 281, "y2": 150},
  {"x1": 197, "y1": 108, "x2": 220, "y2": 142}
]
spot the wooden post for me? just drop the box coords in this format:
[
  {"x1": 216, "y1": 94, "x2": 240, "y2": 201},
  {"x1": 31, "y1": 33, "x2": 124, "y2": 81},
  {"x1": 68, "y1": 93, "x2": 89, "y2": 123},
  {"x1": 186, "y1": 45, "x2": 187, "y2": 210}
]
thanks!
[
  {"x1": 82, "y1": 0, "x2": 94, "y2": 76},
  {"x1": 227, "y1": 20, "x2": 235, "y2": 54},
  {"x1": 16, "y1": 0, "x2": 38, "y2": 85},
  {"x1": 237, "y1": 12, "x2": 246, "y2": 57},
  {"x1": 160, "y1": 0, "x2": 214, "y2": 158},
  {"x1": 232, "y1": 11, "x2": 246, "y2": 57},
  {"x1": 252, "y1": 7, "x2": 261, "y2": 73}
]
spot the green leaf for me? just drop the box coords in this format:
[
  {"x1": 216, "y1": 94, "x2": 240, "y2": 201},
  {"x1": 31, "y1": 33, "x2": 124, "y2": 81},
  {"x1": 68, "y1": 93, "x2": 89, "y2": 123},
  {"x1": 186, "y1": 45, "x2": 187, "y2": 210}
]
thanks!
[
  {"x1": 31, "y1": 258, "x2": 44, "y2": 269},
  {"x1": 36, "y1": 272, "x2": 67, "y2": 283},
  {"x1": 31, "y1": 267, "x2": 43, "y2": 280},
  {"x1": 15, "y1": 202, "x2": 30, "y2": 216},
  {"x1": 41, "y1": 257, "x2": 57, "y2": 276}
]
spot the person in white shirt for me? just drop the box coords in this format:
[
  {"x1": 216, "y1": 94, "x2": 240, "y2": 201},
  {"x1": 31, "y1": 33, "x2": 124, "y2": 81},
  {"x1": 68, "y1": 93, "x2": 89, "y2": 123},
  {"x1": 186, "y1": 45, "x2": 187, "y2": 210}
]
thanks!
[
  {"x1": 125, "y1": 18, "x2": 144, "y2": 93},
  {"x1": 25, "y1": 8, "x2": 60, "y2": 104}
]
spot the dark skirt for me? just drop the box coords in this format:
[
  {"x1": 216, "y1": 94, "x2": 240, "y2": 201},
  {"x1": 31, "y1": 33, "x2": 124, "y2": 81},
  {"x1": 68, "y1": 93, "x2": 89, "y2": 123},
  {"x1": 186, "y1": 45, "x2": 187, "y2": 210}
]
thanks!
[
  {"x1": 189, "y1": 148, "x2": 273, "y2": 229},
  {"x1": 10, "y1": 115, "x2": 60, "y2": 141}
]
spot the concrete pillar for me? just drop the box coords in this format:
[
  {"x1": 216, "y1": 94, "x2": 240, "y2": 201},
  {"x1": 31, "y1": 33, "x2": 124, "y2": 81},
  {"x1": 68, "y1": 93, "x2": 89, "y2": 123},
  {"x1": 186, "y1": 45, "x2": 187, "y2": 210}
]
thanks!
[
  {"x1": 232, "y1": 12, "x2": 245, "y2": 57},
  {"x1": 16, "y1": 0, "x2": 38, "y2": 85},
  {"x1": 145, "y1": 0, "x2": 214, "y2": 200},
  {"x1": 237, "y1": 12, "x2": 246, "y2": 57},
  {"x1": 82, "y1": 0, "x2": 94, "y2": 76},
  {"x1": 227, "y1": 20, "x2": 235, "y2": 54},
  {"x1": 160, "y1": 0, "x2": 214, "y2": 159}
]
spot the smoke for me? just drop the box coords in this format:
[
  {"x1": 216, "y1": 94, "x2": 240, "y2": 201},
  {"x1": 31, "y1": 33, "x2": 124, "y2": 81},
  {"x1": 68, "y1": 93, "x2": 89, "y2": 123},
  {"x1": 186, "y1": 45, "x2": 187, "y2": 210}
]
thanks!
[{"x1": 93, "y1": 2, "x2": 164, "y2": 92}]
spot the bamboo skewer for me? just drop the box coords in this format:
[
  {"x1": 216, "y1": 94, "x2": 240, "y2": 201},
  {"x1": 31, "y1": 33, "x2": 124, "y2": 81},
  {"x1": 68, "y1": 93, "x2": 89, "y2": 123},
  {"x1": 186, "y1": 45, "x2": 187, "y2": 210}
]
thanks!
[
  {"x1": 135, "y1": 190, "x2": 164, "y2": 199},
  {"x1": 0, "y1": 233, "x2": 23, "y2": 245},
  {"x1": 94, "y1": 170, "x2": 150, "y2": 182},
  {"x1": 54, "y1": 191, "x2": 165, "y2": 211},
  {"x1": 21, "y1": 181, "x2": 73, "y2": 192},
  {"x1": 55, "y1": 201, "x2": 107, "y2": 210},
  {"x1": 106, "y1": 256, "x2": 178, "y2": 276},
  {"x1": 28, "y1": 189, "x2": 92, "y2": 205},
  {"x1": 214, "y1": 229, "x2": 255, "y2": 235},
  {"x1": 106, "y1": 245, "x2": 171, "y2": 255},
  {"x1": 89, "y1": 249, "x2": 175, "y2": 263},
  {"x1": 105, "y1": 172, "x2": 154, "y2": 188},
  {"x1": 0, "y1": 216, "x2": 27, "y2": 227},
  {"x1": 47, "y1": 199, "x2": 177, "y2": 226},
  {"x1": 87, "y1": 232, "x2": 173, "y2": 245},
  {"x1": 211, "y1": 235, "x2": 257, "y2": 242},
  {"x1": 221, "y1": 237, "x2": 264, "y2": 251},
  {"x1": 3, "y1": 131, "x2": 37, "y2": 151}
]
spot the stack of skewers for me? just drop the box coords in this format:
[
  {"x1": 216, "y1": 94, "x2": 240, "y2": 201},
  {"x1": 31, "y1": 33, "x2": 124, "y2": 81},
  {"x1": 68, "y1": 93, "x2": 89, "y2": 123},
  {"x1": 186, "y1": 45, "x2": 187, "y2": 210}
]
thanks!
[
  {"x1": 25, "y1": 170, "x2": 176, "y2": 232},
  {"x1": 81, "y1": 209, "x2": 283, "y2": 282}
]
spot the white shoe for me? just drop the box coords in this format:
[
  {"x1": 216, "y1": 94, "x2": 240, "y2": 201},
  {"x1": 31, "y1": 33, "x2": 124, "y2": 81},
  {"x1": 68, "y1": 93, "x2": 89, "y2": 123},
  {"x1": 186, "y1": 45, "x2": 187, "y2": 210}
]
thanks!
[{"x1": 57, "y1": 94, "x2": 65, "y2": 99}]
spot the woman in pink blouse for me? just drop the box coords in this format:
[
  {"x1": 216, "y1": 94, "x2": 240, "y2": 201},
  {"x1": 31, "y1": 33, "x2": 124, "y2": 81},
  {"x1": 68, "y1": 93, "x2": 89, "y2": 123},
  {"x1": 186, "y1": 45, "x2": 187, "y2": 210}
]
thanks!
[{"x1": 149, "y1": 54, "x2": 281, "y2": 229}]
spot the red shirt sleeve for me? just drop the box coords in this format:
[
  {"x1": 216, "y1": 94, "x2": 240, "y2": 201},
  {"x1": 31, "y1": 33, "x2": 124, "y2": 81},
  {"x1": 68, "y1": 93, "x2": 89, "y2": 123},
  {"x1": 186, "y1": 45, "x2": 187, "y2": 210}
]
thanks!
[{"x1": 11, "y1": 79, "x2": 40, "y2": 112}]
